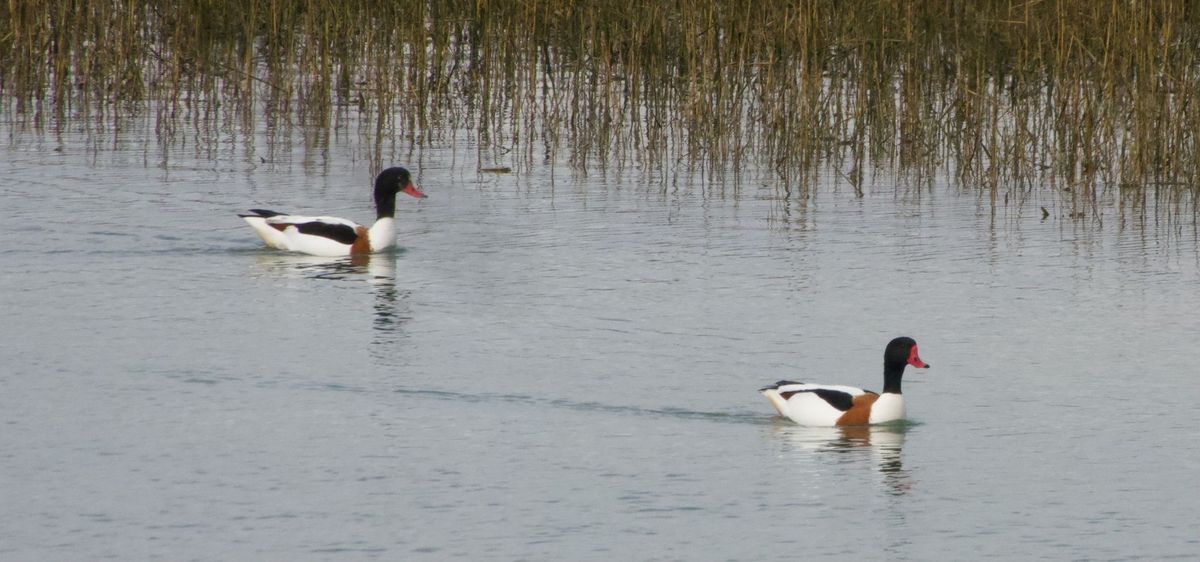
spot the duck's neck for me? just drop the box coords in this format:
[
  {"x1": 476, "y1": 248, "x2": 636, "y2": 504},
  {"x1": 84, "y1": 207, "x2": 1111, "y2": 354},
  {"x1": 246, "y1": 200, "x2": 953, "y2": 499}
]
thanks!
[
  {"x1": 882, "y1": 363, "x2": 905, "y2": 394},
  {"x1": 375, "y1": 191, "x2": 397, "y2": 219}
]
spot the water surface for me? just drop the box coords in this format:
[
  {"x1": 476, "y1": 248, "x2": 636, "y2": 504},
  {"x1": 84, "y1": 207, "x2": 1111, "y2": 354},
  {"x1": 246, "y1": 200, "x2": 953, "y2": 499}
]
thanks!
[{"x1": 2, "y1": 130, "x2": 1198, "y2": 560}]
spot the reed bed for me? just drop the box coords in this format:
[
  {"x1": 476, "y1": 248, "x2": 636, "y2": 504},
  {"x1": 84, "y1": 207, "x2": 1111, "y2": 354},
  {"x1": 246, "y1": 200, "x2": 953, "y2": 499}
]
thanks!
[{"x1": 3, "y1": 0, "x2": 1200, "y2": 203}]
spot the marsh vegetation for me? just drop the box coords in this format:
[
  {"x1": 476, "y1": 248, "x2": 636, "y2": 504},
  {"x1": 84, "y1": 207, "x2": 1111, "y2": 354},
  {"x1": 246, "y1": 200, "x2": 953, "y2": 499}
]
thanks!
[{"x1": 3, "y1": 0, "x2": 1200, "y2": 212}]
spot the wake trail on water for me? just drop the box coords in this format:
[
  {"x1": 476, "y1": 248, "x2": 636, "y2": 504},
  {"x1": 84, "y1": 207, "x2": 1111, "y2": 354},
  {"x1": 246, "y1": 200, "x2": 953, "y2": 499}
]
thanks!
[{"x1": 391, "y1": 386, "x2": 768, "y2": 425}]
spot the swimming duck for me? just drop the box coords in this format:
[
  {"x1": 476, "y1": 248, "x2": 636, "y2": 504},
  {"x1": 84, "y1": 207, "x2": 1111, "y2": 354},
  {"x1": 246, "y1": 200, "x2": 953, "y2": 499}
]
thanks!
[
  {"x1": 239, "y1": 167, "x2": 426, "y2": 256},
  {"x1": 760, "y1": 337, "x2": 930, "y2": 426}
]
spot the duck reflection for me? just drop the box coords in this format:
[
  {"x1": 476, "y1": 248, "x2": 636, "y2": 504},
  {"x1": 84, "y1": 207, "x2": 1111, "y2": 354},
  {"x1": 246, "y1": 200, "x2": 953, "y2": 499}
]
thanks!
[
  {"x1": 250, "y1": 251, "x2": 411, "y2": 339},
  {"x1": 769, "y1": 422, "x2": 913, "y2": 495},
  {"x1": 361, "y1": 252, "x2": 413, "y2": 341},
  {"x1": 251, "y1": 251, "x2": 376, "y2": 279}
]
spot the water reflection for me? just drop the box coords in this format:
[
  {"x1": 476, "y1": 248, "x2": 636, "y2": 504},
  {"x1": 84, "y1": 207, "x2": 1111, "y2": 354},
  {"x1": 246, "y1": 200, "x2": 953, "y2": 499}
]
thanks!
[
  {"x1": 770, "y1": 422, "x2": 913, "y2": 495},
  {"x1": 251, "y1": 251, "x2": 376, "y2": 279},
  {"x1": 362, "y1": 253, "x2": 413, "y2": 346},
  {"x1": 249, "y1": 251, "x2": 411, "y2": 341}
]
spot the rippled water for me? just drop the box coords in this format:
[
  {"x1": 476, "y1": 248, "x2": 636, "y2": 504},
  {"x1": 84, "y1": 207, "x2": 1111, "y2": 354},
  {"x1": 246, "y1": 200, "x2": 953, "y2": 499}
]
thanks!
[{"x1": 2, "y1": 129, "x2": 1199, "y2": 560}]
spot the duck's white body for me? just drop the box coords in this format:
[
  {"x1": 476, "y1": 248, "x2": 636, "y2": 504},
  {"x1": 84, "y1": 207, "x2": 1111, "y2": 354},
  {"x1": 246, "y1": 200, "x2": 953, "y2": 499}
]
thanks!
[
  {"x1": 761, "y1": 383, "x2": 905, "y2": 426},
  {"x1": 239, "y1": 167, "x2": 423, "y2": 257},
  {"x1": 759, "y1": 337, "x2": 929, "y2": 427},
  {"x1": 241, "y1": 213, "x2": 396, "y2": 256}
]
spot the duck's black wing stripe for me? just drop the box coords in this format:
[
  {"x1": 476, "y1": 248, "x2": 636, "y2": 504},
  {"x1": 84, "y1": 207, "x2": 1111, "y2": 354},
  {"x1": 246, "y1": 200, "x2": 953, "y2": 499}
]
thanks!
[
  {"x1": 777, "y1": 388, "x2": 855, "y2": 411},
  {"x1": 295, "y1": 221, "x2": 359, "y2": 245},
  {"x1": 242, "y1": 208, "x2": 287, "y2": 218},
  {"x1": 760, "y1": 379, "x2": 805, "y2": 391}
]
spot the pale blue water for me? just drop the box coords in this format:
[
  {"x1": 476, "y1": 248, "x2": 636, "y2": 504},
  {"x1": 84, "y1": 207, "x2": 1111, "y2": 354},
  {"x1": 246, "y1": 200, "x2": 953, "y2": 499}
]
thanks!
[{"x1": 2, "y1": 126, "x2": 1198, "y2": 560}]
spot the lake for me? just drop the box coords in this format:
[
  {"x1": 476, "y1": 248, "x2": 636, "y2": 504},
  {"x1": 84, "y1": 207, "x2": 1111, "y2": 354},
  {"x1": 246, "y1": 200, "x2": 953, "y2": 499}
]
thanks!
[{"x1": 2, "y1": 126, "x2": 1198, "y2": 560}]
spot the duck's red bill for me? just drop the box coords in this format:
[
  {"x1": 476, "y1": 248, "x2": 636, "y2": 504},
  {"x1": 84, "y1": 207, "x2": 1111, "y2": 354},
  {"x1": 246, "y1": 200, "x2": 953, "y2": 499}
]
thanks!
[
  {"x1": 908, "y1": 345, "x2": 930, "y2": 368},
  {"x1": 403, "y1": 184, "x2": 428, "y2": 198}
]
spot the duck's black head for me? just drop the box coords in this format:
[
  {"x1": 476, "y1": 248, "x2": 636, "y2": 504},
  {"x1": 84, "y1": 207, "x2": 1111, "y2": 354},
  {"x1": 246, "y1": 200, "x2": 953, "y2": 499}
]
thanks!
[
  {"x1": 880, "y1": 337, "x2": 929, "y2": 394},
  {"x1": 884, "y1": 337, "x2": 929, "y2": 370},
  {"x1": 374, "y1": 167, "x2": 427, "y2": 218}
]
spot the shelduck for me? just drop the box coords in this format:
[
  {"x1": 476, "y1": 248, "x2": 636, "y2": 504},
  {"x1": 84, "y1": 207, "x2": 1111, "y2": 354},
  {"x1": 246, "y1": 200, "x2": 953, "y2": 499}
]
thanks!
[
  {"x1": 239, "y1": 167, "x2": 426, "y2": 256},
  {"x1": 760, "y1": 337, "x2": 930, "y2": 426}
]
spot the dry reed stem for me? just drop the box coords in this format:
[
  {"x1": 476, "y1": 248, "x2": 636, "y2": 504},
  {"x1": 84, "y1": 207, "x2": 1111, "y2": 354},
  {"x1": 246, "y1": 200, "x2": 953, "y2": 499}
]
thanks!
[{"x1": 0, "y1": 0, "x2": 1198, "y2": 207}]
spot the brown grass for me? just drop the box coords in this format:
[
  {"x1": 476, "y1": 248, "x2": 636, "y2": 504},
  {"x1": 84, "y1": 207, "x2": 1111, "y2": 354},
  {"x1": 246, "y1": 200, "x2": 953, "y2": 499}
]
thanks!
[{"x1": 2, "y1": 0, "x2": 1199, "y2": 209}]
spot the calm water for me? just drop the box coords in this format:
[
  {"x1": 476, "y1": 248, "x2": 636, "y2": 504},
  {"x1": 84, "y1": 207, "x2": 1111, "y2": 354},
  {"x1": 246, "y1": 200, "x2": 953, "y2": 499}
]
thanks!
[{"x1": 2, "y1": 128, "x2": 1199, "y2": 561}]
